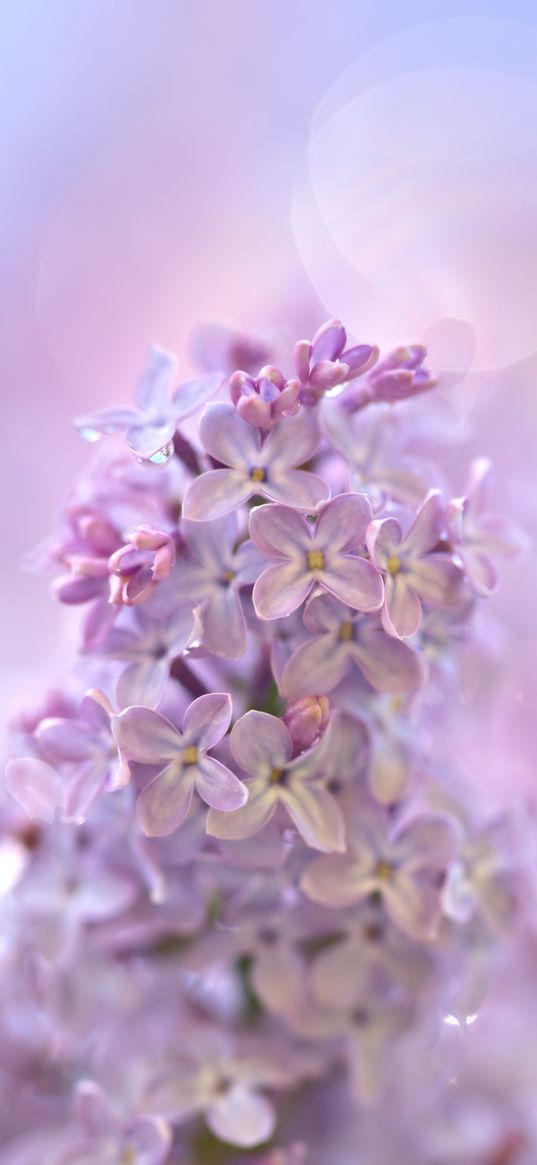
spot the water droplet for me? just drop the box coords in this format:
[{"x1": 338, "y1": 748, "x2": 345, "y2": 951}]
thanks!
[
  {"x1": 135, "y1": 441, "x2": 174, "y2": 467},
  {"x1": 79, "y1": 426, "x2": 103, "y2": 443}
]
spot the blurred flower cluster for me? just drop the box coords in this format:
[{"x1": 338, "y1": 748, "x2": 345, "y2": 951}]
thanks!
[{"x1": 1, "y1": 319, "x2": 532, "y2": 1164}]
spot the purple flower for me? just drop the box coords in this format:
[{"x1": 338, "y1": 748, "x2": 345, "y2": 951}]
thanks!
[
  {"x1": 112, "y1": 694, "x2": 247, "y2": 836},
  {"x1": 5, "y1": 756, "x2": 64, "y2": 824},
  {"x1": 321, "y1": 402, "x2": 435, "y2": 509},
  {"x1": 176, "y1": 514, "x2": 266, "y2": 658},
  {"x1": 301, "y1": 799, "x2": 458, "y2": 939},
  {"x1": 229, "y1": 365, "x2": 301, "y2": 430},
  {"x1": 249, "y1": 494, "x2": 383, "y2": 620},
  {"x1": 182, "y1": 403, "x2": 328, "y2": 520},
  {"x1": 281, "y1": 593, "x2": 424, "y2": 699},
  {"x1": 75, "y1": 345, "x2": 223, "y2": 465},
  {"x1": 100, "y1": 605, "x2": 201, "y2": 708},
  {"x1": 367, "y1": 490, "x2": 465, "y2": 638},
  {"x1": 293, "y1": 319, "x2": 378, "y2": 404},
  {"x1": 108, "y1": 525, "x2": 177, "y2": 606},
  {"x1": 446, "y1": 457, "x2": 526, "y2": 596},
  {"x1": 60, "y1": 1080, "x2": 172, "y2": 1165},
  {"x1": 206, "y1": 710, "x2": 348, "y2": 853},
  {"x1": 343, "y1": 344, "x2": 436, "y2": 411}
]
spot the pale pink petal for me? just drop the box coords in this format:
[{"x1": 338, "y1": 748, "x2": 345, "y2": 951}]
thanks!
[
  {"x1": 207, "y1": 1084, "x2": 275, "y2": 1148},
  {"x1": 261, "y1": 467, "x2": 329, "y2": 510},
  {"x1": 263, "y1": 408, "x2": 321, "y2": 468},
  {"x1": 404, "y1": 490, "x2": 443, "y2": 555},
  {"x1": 199, "y1": 402, "x2": 260, "y2": 466},
  {"x1": 319, "y1": 556, "x2": 383, "y2": 613},
  {"x1": 382, "y1": 873, "x2": 443, "y2": 940},
  {"x1": 303, "y1": 592, "x2": 345, "y2": 634},
  {"x1": 351, "y1": 625, "x2": 425, "y2": 693},
  {"x1": 143, "y1": 1072, "x2": 206, "y2": 1121},
  {"x1": 194, "y1": 757, "x2": 248, "y2": 811},
  {"x1": 136, "y1": 764, "x2": 193, "y2": 837},
  {"x1": 116, "y1": 658, "x2": 170, "y2": 710},
  {"x1": 201, "y1": 587, "x2": 246, "y2": 659},
  {"x1": 311, "y1": 940, "x2": 366, "y2": 1009},
  {"x1": 301, "y1": 853, "x2": 364, "y2": 905},
  {"x1": 134, "y1": 344, "x2": 175, "y2": 414},
  {"x1": 249, "y1": 503, "x2": 310, "y2": 557},
  {"x1": 206, "y1": 780, "x2": 277, "y2": 840},
  {"x1": 393, "y1": 815, "x2": 458, "y2": 869},
  {"x1": 281, "y1": 635, "x2": 348, "y2": 699},
  {"x1": 462, "y1": 548, "x2": 498, "y2": 596},
  {"x1": 253, "y1": 561, "x2": 312, "y2": 620},
  {"x1": 282, "y1": 783, "x2": 346, "y2": 852},
  {"x1": 5, "y1": 757, "x2": 64, "y2": 823},
  {"x1": 411, "y1": 554, "x2": 464, "y2": 606},
  {"x1": 181, "y1": 512, "x2": 237, "y2": 570},
  {"x1": 182, "y1": 692, "x2": 232, "y2": 750},
  {"x1": 316, "y1": 493, "x2": 372, "y2": 553},
  {"x1": 230, "y1": 710, "x2": 292, "y2": 774},
  {"x1": 112, "y1": 707, "x2": 180, "y2": 763},
  {"x1": 366, "y1": 517, "x2": 402, "y2": 569},
  {"x1": 234, "y1": 539, "x2": 268, "y2": 585},
  {"x1": 36, "y1": 718, "x2": 97, "y2": 761},
  {"x1": 74, "y1": 405, "x2": 139, "y2": 439},
  {"x1": 181, "y1": 469, "x2": 252, "y2": 521},
  {"x1": 382, "y1": 576, "x2": 421, "y2": 639}
]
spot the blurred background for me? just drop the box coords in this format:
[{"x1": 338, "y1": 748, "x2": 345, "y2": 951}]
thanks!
[{"x1": 2, "y1": 0, "x2": 537, "y2": 797}]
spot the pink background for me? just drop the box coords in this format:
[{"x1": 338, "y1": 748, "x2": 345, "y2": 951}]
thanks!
[{"x1": 2, "y1": 2, "x2": 537, "y2": 798}]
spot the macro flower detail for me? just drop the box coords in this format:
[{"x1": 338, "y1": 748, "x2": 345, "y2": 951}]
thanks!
[
  {"x1": 60, "y1": 1079, "x2": 172, "y2": 1165},
  {"x1": 293, "y1": 318, "x2": 379, "y2": 404},
  {"x1": 367, "y1": 490, "x2": 465, "y2": 638},
  {"x1": 229, "y1": 364, "x2": 301, "y2": 429},
  {"x1": 281, "y1": 593, "x2": 424, "y2": 699},
  {"x1": 250, "y1": 493, "x2": 383, "y2": 620},
  {"x1": 112, "y1": 693, "x2": 247, "y2": 836},
  {"x1": 301, "y1": 799, "x2": 458, "y2": 939},
  {"x1": 182, "y1": 402, "x2": 328, "y2": 520},
  {"x1": 446, "y1": 457, "x2": 526, "y2": 596},
  {"x1": 207, "y1": 709, "x2": 347, "y2": 852},
  {"x1": 97, "y1": 604, "x2": 201, "y2": 709},
  {"x1": 75, "y1": 344, "x2": 223, "y2": 464},
  {"x1": 343, "y1": 344, "x2": 437, "y2": 411},
  {"x1": 108, "y1": 524, "x2": 177, "y2": 606}
]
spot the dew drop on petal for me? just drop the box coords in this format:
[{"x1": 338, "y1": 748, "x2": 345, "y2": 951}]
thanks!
[
  {"x1": 79, "y1": 426, "x2": 103, "y2": 443},
  {"x1": 136, "y1": 441, "x2": 175, "y2": 466}
]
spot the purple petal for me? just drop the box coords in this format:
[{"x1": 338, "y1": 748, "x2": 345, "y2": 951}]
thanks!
[
  {"x1": 36, "y1": 718, "x2": 97, "y2": 762},
  {"x1": 201, "y1": 587, "x2": 246, "y2": 659},
  {"x1": 352, "y1": 625, "x2": 425, "y2": 693},
  {"x1": 207, "y1": 1084, "x2": 275, "y2": 1149},
  {"x1": 461, "y1": 548, "x2": 498, "y2": 596},
  {"x1": 282, "y1": 783, "x2": 346, "y2": 853},
  {"x1": 194, "y1": 756, "x2": 248, "y2": 811},
  {"x1": 181, "y1": 512, "x2": 237, "y2": 569},
  {"x1": 301, "y1": 852, "x2": 364, "y2": 907},
  {"x1": 253, "y1": 561, "x2": 312, "y2": 620},
  {"x1": 171, "y1": 372, "x2": 223, "y2": 420},
  {"x1": 199, "y1": 402, "x2": 260, "y2": 466},
  {"x1": 381, "y1": 872, "x2": 443, "y2": 940},
  {"x1": 63, "y1": 759, "x2": 107, "y2": 823},
  {"x1": 366, "y1": 517, "x2": 402, "y2": 569},
  {"x1": 316, "y1": 493, "x2": 372, "y2": 553},
  {"x1": 404, "y1": 490, "x2": 443, "y2": 556},
  {"x1": 320, "y1": 556, "x2": 383, "y2": 613},
  {"x1": 249, "y1": 504, "x2": 310, "y2": 558},
  {"x1": 344, "y1": 343, "x2": 379, "y2": 376},
  {"x1": 206, "y1": 779, "x2": 277, "y2": 840},
  {"x1": 311, "y1": 319, "x2": 346, "y2": 363},
  {"x1": 234, "y1": 539, "x2": 268, "y2": 585},
  {"x1": 123, "y1": 1116, "x2": 172, "y2": 1165},
  {"x1": 382, "y1": 576, "x2": 422, "y2": 639},
  {"x1": 137, "y1": 764, "x2": 194, "y2": 836},
  {"x1": 182, "y1": 692, "x2": 232, "y2": 750},
  {"x1": 230, "y1": 710, "x2": 292, "y2": 775},
  {"x1": 181, "y1": 469, "x2": 252, "y2": 521},
  {"x1": 281, "y1": 636, "x2": 348, "y2": 699},
  {"x1": 411, "y1": 555, "x2": 464, "y2": 607},
  {"x1": 293, "y1": 339, "x2": 312, "y2": 382},
  {"x1": 134, "y1": 345, "x2": 176, "y2": 415},
  {"x1": 252, "y1": 946, "x2": 305, "y2": 1015},
  {"x1": 262, "y1": 468, "x2": 329, "y2": 510},
  {"x1": 112, "y1": 707, "x2": 181, "y2": 763},
  {"x1": 393, "y1": 815, "x2": 458, "y2": 869},
  {"x1": 303, "y1": 593, "x2": 345, "y2": 634},
  {"x1": 5, "y1": 757, "x2": 64, "y2": 823},
  {"x1": 263, "y1": 408, "x2": 321, "y2": 468},
  {"x1": 116, "y1": 658, "x2": 170, "y2": 710},
  {"x1": 125, "y1": 419, "x2": 176, "y2": 461}
]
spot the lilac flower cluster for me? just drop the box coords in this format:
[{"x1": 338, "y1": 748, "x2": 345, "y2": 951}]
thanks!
[{"x1": 1, "y1": 318, "x2": 530, "y2": 1164}]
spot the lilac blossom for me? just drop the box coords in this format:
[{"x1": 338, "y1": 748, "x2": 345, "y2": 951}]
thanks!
[
  {"x1": 367, "y1": 490, "x2": 465, "y2": 638},
  {"x1": 301, "y1": 799, "x2": 458, "y2": 939},
  {"x1": 250, "y1": 494, "x2": 383, "y2": 620},
  {"x1": 99, "y1": 605, "x2": 201, "y2": 708},
  {"x1": 229, "y1": 365, "x2": 301, "y2": 429},
  {"x1": 59, "y1": 1080, "x2": 172, "y2": 1165},
  {"x1": 207, "y1": 710, "x2": 354, "y2": 853},
  {"x1": 321, "y1": 401, "x2": 435, "y2": 509},
  {"x1": 112, "y1": 693, "x2": 247, "y2": 836},
  {"x1": 293, "y1": 318, "x2": 379, "y2": 404},
  {"x1": 182, "y1": 403, "x2": 328, "y2": 520},
  {"x1": 446, "y1": 457, "x2": 526, "y2": 596},
  {"x1": 75, "y1": 344, "x2": 223, "y2": 464},
  {"x1": 108, "y1": 524, "x2": 177, "y2": 605},
  {"x1": 281, "y1": 594, "x2": 424, "y2": 699},
  {"x1": 343, "y1": 344, "x2": 436, "y2": 412},
  {"x1": 176, "y1": 513, "x2": 266, "y2": 658}
]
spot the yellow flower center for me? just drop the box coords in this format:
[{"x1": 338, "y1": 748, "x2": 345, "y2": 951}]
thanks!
[
  {"x1": 307, "y1": 549, "x2": 326, "y2": 571},
  {"x1": 222, "y1": 570, "x2": 236, "y2": 583},
  {"x1": 339, "y1": 621, "x2": 354, "y2": 642},
  {"x1": 387, "y1": 555, "x2": 401, "y2": 576},
  {"x1": 182, "y1": 746, "x2": 199, "y2": 765},
  {"x1": 270, "y1": 767, "x2": 283, "y2": 783},
  {"x1": 374, "y1": 860, "x2": 395, "y2": 882},
  {"x1": 250, "y1": 467, "x2": 266, "y2": 482}
]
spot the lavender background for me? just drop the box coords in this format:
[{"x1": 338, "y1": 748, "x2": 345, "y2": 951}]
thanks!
[{"x1": 2, "y1": 1, "x2": 537, "y2": 804}]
